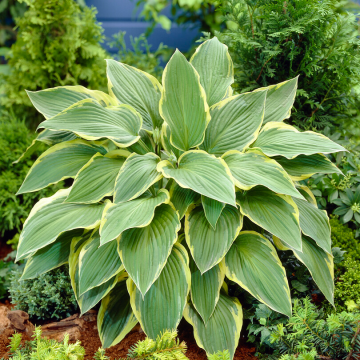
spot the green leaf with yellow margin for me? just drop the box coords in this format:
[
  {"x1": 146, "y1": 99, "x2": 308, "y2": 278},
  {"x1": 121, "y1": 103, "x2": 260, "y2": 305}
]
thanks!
[
  {"x1": 27, "y1": 85, "x2": 118, "y2": 119},
  {"x1": 200, "y1": 90, "x2": 267, "y2": 156},
  {"x1": 222, "y1": 149, "x2": 303, "y2": 199},
  {"x1": 254, "y1": 77, "x2": 298, "y2": 124},
  {"x1": 190, "y1": 257, "x2": 225, "y2": 324},
  {"x1": 106, "y1": 59, "x2": 163, "y2": 130},
  {"x1": 251, "y1": 122, "x2": 346, "y2": 159},
  {"x1": 14, "y1": 129, "x2": 78, "y2": 165},
  {"x1": 69, "y1": 233, "x2": 127, "y2": 316},
  {"x1": 292, "y1": 197, "x2": 331, "y2": 255},
  {"x1": 169, "y1": 181, "x2": 200, "y2": 220},
  {"x1": 293, "y1": 236, "x2": 334, "y2": 305},
  {"x1": 275, "y1": 236, "x2": 334, "y2": 305},
  {"x1": 127, "y1": 243, "x2": 191, "y2": 339},
  {"x1": 66, "y1": 150, "x2": 129, "y2": 204},
  {"x1": 272, "y1": 154, "x2": 342, "y2": 181},
  {"x1": 78, "y1": 230, "x2": 123, "y2": 295},
  {"x1": 98, "y1": 275, "x2": 138, "y2": 348},
  {"x1": 201, "y1": 196, "x2": 225, "y2": 230},
  {"x1": 225, "y1": 231, "x2": 291, "y2": 317},
  {"x1": 159, "y1": 50, "x2": 210, "y2": 151},
  {"x1": 185, "y1": 204, "x2": 243, "y2": 273},
  {"x1": 38, "y1": 99, "x2": 142, "y2": 148},
  {"x1": 16, "y1": 189, "x2": 107, "y2": 261},
  {"x1": 100, "y1": 189, "x2": 170, "y2": 245},
  {"x1": 17, "y1": 139, "x2": 107, "y2": 194},
  {"x1": 20, "y1": 229, "x2": 83, "y2": 280},
  {"x1": 190, "y1": 36, "x2": 234, "y2": 107},
  {"x1": 161, "y1": 123, "x2": 183, "y2": 159},
  {"x1": 118, "y1": 203, "x2": 181, "y2": 296},
  {"x1": 237, "y1": 187, "x2": 302, "y2": 251},
  {"x1": 184, "y1": 292, "x2": 242, "y2": 359},
  {"x1": 158, "y1": 150, "x2": 236, "y2": 206},
  {"x1": 114, "y1": 152, "x2": 162, "y2": 203}
]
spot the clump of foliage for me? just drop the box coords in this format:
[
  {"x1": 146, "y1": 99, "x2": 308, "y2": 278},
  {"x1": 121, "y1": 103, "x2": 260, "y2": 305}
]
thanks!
[
  {"x1": 94, "y1": 330, "x2": 187, "y2": 360},
  {"x1": 0, "y1": 0, "x2": 107, "y2": 127},
  {"x1": 136, "y1": 0, "x2": 222, "y2": 35},
  {"x1": 270, "y1": 297, "x2": 360, "y2": 360},
  {"x1": 0, "y1": 0, "x2": 27, "y2": 47},
  {"x1": 2, "y1": 326, "x2": 85, "y2": 360},
  {"x1": 15, "y1": 37, "x2": 344, "y2": 358},
  {"x1": 330, "y1": 216, "x2": 360, "y2": 261},
  {"x1": 0, "y1": 251, "x2": 23, "y2": 300},
  {"x1": 333, "y1": 258, "x2": 360, "y2": 313},
  {"x1": 306, "y1": 148, "x2": 360, "y2": 236},
  {"x1": 9, "y1": 266, "x2": 78, "y2": 321},
  {"x1": 218, "y1": 0, "x2": 360, "y2": 132},
  {"x1": 0, "y1": 119, "x2": 61, "y2": 239},
  {"x1": 108, "y1": 32, "x2": 168, "y2": 81}
]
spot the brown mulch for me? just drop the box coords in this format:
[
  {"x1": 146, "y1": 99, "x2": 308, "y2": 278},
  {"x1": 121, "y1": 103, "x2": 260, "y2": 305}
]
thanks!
[
  {"x1": 0, "y1": 243, "x2": 13, "y2": 261},
  {"x1": 0, "y1": 314, "x2": 258, "y2": 360},
  {"x1": 79, "y1": 319, "x2": 258, "y2": 360}
]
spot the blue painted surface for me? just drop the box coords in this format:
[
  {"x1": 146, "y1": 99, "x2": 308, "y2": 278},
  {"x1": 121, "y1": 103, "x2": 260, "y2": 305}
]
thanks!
[{"x1": 86, "y1": 0, "x2": 201, "y2": 52}]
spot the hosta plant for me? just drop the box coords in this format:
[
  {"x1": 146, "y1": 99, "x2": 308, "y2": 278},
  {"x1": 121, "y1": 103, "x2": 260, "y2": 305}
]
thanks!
[{"x1": 16, "y1": 37, "x2": 345, "y2": 359}]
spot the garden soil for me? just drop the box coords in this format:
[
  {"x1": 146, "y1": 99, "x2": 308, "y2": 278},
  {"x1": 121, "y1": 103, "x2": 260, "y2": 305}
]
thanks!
[{"x1": 0, "y1": 310, "x2": 258, "y2": 360}]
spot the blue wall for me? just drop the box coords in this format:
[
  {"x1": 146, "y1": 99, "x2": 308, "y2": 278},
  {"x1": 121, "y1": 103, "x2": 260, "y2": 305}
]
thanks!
[{"x1": 86, "y1": 0, "x2": 201, "y2": 53}]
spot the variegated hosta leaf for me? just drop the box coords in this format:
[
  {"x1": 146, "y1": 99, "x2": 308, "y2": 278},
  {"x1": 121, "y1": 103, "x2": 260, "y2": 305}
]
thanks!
[
  {"x1": 114, "y1": 153, "x2": 162, "y2": 203},
  {"x1": 272, "y1": 154, "x2": 342, "y2": 181},
  {"x1": 292, "y1": 237, "x2": 334, "y2": 305},
  {"x1": 17, "y1": 139, "x2": 107, "y2": 194},
  {"x1": 201, "y1": 196, "x2": 225, "y2": 230},
  {"x1": 118, "y1": 204, "x2": 181, "y2": 296},
  {"x1": 297, "y1": 185, "x2": 317, "y2": 205},
  {"x1": 38, "y1": 99, "x2": 142, "y2": 147},
  {"x1": 128, "y1": 129, "x2": 155, "y2": 155},
  {"x1": 98, "y1": 276, "x2": 138, "y2": 348},
  {"x1": 190, "y1": 37, "x2": 234, "y2": 107},
  {"x1": 237, "y1": 187, "x2": 302, "y2": 251},
  {"x1": 69, "y1": 234, "x2": 125, "y2": 316},
  {"x1": 79, "y1": 230, "x2": 123, "y2": 295},
  {"x1": 21, "y1": 229, "x2": 83, "y2": 280},
  {"x1": 254, "y1": 77, "x2": 298, "y2": 124},
  {"x1": 16, "y1": 189, "x2": 106, "y2": 261},
  {"x1": 225, "y1": 231, "x2": 291, "y2": 317},
  {"x1": 222, "y1": 149, "x2": 303, "y2": 198},
  {"x1": 27, "y1": 85, "x2": 118, "y2": 119},
  {"x1": 184, "y1": 293, "x2": 242, "y2": 359},
  {"x1": 190, "y1": 258, "x2": 225, "y2": 324},
  {"x1": 159, "y1": 50, "x2": 210, "y2": 152},
  {"x1": 14, "y1": 129, "x2": 78, "y2": 165},
  {"x1": 169, "y1": 181, "x2": 200, "y2": 220},
  {"x1": 201, "y1": 90, "x2": 267, "y2": 156},
  {"x1": 66, "y1": 151, "x2": 129, "y2": 204},
  {"x1": 127, "y1": 243, "x2": 191, "y2": 339},
  {"x1": 100, "y1": 189, "x2": 170, "y2": 245},
  {"x1": 185, "y1": 205, "x2": 243, "y2": 273},
  {"x1": 161, "y1": 123, "x2": 183, "y2": 159},
  {"x1": 106, "y1": 59, "x2": 163, "y2": 130},
  {"x1": 251, "y1": 122, "x2": 346, "y2": 159},
  {"x1": 292, "y1": 197, "x2": 331, "y2": 255},
  {"x1": 158, "y1": 151, "x2": 236, "y2": 206}
]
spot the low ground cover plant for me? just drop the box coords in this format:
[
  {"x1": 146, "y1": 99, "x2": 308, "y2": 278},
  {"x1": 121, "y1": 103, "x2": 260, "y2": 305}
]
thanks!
[
  {"x1": 269, "y1": 298, "x2": 360, "y2": 360},
  {"x1": 3, "y1": 326, "x2": 85, "y2": 360},
  {"x1": 15, "y1": 37, "x2": 345, "y2": 358},
  {"x1": 9, "y1": 266, "x2": 78, "y2": 320}
]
